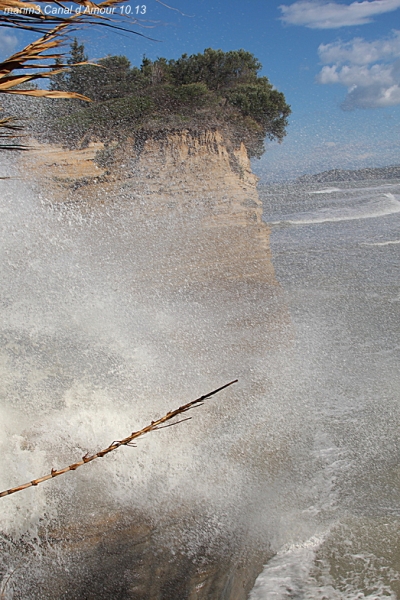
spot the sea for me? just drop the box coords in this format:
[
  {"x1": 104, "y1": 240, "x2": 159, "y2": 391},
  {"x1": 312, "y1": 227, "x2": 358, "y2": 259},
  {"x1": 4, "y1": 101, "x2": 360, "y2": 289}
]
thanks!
[
  {"x1": 251, "y1": 179, "x2": 400, "y2": 599},
  {"x1": 0, "y1": 165, "x2": 399, "y2": 598}
]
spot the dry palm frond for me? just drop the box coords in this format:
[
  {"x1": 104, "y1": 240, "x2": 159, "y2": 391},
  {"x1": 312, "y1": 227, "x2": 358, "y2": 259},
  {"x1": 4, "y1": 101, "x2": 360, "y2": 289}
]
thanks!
[
  {"x1": 0, "y1": 116, "x2": 23, "y2": 130},
  {"x1": 4, "y1": 88, "x2": 90, "y2": 99},
  {"x1": 0, "y1": 23, "x2": 92, "y2": 99},
  {"x1": 155, "y1": 0, "x2": 193, "y2": 17},
  {"x1": 0, "y1": 116, "x2": 30, "y2": 149},
  {"x1": 0, "y1": 380, "x2": 238, "y2": 499},
  {"x1": 0, "y1": 26, "x2": 68, "y2": 76},
  {"x1": 0, "y1": 564, "x2": 22, "y2": 600}
]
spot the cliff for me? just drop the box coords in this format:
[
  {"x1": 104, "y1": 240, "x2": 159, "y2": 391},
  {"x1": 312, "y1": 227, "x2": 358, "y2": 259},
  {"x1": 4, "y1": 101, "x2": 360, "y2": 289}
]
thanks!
[
  {"x1": 17, "y1": 128, "x2": 290, "y2": 599},
  {"x1": 25, "y1": 128, "x2": 276, "y2": 286},
  {"x1": 27, "y1": 128, "x2": 261, "y2": 224}
]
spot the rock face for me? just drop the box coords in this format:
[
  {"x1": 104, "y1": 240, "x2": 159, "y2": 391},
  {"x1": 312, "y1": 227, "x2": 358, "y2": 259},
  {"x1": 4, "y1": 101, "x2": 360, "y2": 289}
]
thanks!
[
  {"x1": 27, "y1": 128, "x2": 275, "y2": 283},
  {"x1": 16, "y1": 129, "x2": 290, "y2": 599},
  {"x1": 107, "y1": 129, "x2": 260, "y2": 214},
  {"x1": 21, "y1": 513, "x2": 269, "y2": 600}
]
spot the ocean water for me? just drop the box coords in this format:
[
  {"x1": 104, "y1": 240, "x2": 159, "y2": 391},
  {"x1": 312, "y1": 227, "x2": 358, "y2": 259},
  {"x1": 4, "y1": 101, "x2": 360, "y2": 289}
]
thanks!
[{"x1": 251, "y1": 179, "x2": 400, "y2": 599}]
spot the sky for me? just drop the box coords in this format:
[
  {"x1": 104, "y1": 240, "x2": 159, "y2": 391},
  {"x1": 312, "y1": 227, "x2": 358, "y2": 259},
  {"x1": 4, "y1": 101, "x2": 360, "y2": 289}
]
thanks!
[{"x1": 2, "y1": 0, "x2": 400, "y2": 181}]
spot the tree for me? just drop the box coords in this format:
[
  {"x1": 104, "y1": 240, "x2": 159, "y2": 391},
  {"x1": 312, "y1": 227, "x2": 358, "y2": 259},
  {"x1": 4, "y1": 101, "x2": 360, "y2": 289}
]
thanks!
[
  {"x1": 168, "y1": 48, "x2": 262, "y2": 90},
  {"x1": 49, "y1": 57, "x2": 68, "y2": 92},
  {"x1": 50, "y1": 46, "x2": 140, "y2": 102},
  {"x1": 47, "y1": 45, "x2": 290, "y2": 156},
  {"x1": 226, "y1": 79, "x2": 291, "y2": 141},
  {"x1": 67, "y1": 38, "x2": 88, "y2": 97}
]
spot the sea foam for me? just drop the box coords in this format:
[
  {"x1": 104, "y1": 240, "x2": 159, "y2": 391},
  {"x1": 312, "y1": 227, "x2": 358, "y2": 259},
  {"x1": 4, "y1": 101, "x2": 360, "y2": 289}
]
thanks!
[{"x1": 270, "y1": 193, "x2": 400, "y2": 226}]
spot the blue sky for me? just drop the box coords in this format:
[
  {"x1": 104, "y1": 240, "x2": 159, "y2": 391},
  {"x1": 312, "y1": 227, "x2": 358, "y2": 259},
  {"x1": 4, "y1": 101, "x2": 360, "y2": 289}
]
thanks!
[{"x1": 2, "y1": 0, "x2": 400, "y2": 181}]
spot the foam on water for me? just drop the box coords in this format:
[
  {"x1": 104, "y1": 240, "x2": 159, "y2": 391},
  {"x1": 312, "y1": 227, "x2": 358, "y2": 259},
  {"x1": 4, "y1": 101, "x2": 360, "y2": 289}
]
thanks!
[
  {"x1": 309, "y1": 187, "x2": 341, "y2": 194},
  {"x1": 250, "y1": 529, "x2": 399, "y2": 600},
  {"x1": 249, "y1": 535, "x2": 329, "y2": 600},
  {"x1": 254, "y1": 177, "x2": 400, "y2": 600},
  {"x1": 270, "y1": 193, "x2": 400, "y2": 225},
  {"x1": 361, "y1": 239, "x2": 400, "y2": 246},
  {"x1": 308, "y1": 183, "x2": 398, "y2": 195}
]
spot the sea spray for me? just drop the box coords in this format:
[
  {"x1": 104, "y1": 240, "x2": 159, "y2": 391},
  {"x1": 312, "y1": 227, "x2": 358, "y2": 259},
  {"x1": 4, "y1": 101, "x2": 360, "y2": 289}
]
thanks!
[{"x1": 0, "y1": 154, "x2": 305, "y2": 598}]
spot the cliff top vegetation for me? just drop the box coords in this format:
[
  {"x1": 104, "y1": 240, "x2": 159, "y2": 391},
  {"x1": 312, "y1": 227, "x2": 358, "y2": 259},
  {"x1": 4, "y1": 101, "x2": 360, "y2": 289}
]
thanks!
[{"x1": 46, "y1": 42, "x2": 291, "y2": 158}]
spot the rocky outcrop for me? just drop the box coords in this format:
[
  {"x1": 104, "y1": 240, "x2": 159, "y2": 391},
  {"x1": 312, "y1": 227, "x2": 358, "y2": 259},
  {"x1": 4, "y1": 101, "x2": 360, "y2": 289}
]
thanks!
[
  {"x1": 107, "y1": 129, "x2": 264, "y2": 230},
  {"x1": 20, "y1": 513, "x2": 269, "y2": 600},
  {"x1": 26, "y1": 129, "x2": 275, "y2": 283},
  {"x1": 27, "y1": 128, "x2": 262, "y2": 226}
]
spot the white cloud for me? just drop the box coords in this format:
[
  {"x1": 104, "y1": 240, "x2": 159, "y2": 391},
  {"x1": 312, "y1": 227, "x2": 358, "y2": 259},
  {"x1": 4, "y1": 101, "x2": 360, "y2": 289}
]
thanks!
[
  {"x1": 317, "y1": 32, "x2": 400, "y2": 108},
  {"x1": 318, "y1": 63, "x2": 395, "y2": 87},
  {"x1": 0, "y1": 31, "x2": 18, "y2": 56},
  {"x1": 342, "y1": 79, "x2": 400, "y2": 108},
  {"x1": 280, "y1": 0, "x2": 400, "y2": 29},
  {"x1": 318, "y1": 30, "x2": 400, "y2": 64}
]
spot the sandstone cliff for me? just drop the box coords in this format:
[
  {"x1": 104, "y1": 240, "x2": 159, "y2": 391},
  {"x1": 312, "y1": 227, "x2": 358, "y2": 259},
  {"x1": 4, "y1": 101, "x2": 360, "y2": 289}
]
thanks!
[
  {"x1": 28, "y1": 128, "x2": 261, "y2": 223},
  {"x1": 26, "y1": 128, "x2": 275, "y2": 282}
]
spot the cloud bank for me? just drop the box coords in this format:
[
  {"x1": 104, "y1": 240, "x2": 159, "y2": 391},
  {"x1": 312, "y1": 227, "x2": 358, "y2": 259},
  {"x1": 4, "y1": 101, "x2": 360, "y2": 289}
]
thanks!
[
  {"x1": 280, "y1": 0, "x2": 400, "y2": 29},
  {"x1": 317, "y1": 31, "x2": 400, "y2": 108},
  {"x1": 318, "y1": 31, "x2": 400, "y2": 64}
]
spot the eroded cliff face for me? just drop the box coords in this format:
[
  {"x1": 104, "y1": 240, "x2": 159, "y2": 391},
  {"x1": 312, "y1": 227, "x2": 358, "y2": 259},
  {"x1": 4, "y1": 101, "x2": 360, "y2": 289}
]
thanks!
[
  {"x1": 16, "y1": 129, "x2": 291, "y2": 599},
  {"x1": 114, "y1": 129, "x2": 266, "y2": 233},
  {"x1": 26, "y1": 129, "x2": 274, "y2": 283},
  {"x1": 28, "y1": 128, "x2": 260, "y2": 222},
  {"x1": 107, "y1": 129, "x2": 260, "y2": 216}
]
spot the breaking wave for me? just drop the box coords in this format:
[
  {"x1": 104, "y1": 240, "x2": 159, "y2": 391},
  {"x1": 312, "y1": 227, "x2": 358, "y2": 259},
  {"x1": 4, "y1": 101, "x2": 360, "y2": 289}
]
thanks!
[
  {"x1": 270, "y1": 193, "x2": 400, "y2": 226},
  {"x1": 361, "y1": 239, "x2": 400, "y2": 246},
  {"x1": 309, "y1": 187, "x2": 341, "y2": 194}
]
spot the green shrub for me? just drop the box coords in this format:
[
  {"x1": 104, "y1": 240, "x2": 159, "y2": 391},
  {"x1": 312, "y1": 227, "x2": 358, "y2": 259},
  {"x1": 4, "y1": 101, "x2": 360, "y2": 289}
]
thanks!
[{"x1": 47, "y1": 44, "x2": 291, "y2": 156}]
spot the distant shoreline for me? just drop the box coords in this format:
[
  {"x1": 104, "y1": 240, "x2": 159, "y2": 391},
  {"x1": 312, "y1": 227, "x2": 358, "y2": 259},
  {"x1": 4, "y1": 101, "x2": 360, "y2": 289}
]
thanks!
[{"x1": 296, "y1": 164, "x2": 400, "y2": 184}]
